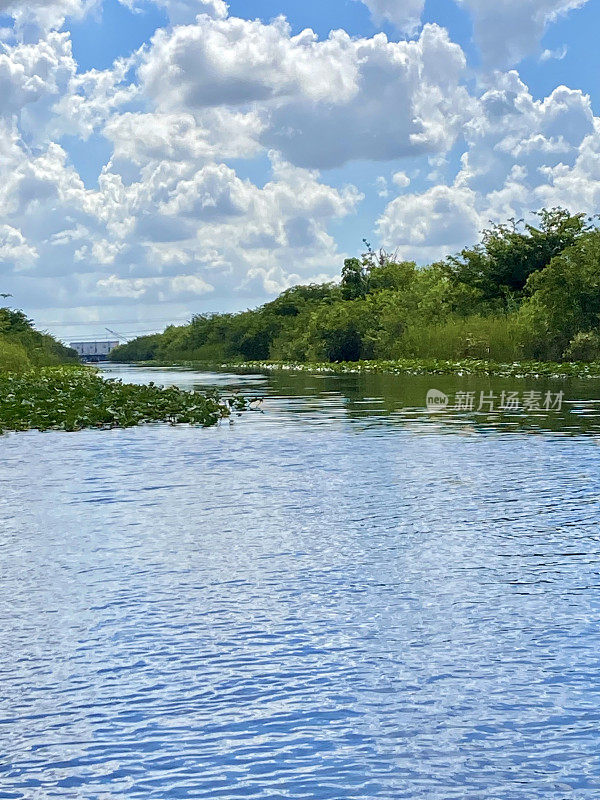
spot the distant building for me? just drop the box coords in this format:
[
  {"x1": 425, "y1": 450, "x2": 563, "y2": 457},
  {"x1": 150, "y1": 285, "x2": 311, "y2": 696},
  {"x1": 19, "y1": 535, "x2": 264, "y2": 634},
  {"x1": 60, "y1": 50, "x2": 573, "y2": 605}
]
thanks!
[{"x1": 70, "y1": 341, "x2": 120, "y2": 362}]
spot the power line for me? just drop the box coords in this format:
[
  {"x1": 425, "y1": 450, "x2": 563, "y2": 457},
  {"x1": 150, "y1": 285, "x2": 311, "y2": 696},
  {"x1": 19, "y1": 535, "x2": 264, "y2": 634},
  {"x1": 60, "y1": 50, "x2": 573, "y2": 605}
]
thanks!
[
  {"x1": 39, "y1": 316, "x2": 193, "y2": 328},
  {"x1": 67, "y1": 330, "x2": 169, "y2": 340}
]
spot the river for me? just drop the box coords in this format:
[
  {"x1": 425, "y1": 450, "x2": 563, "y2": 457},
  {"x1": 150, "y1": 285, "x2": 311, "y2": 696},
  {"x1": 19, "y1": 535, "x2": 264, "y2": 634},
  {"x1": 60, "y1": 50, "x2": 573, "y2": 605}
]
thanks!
[{"x1": 1, "y1": 364, "x2": 600, "y2": 798}]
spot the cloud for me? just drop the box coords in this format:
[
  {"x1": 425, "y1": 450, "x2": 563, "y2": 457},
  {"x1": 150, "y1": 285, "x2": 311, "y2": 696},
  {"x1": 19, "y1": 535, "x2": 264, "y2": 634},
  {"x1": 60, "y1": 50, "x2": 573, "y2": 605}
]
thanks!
[
  {"x1": 540, "y1": 45, "x2": 568, "y2": 62},
  {"x1": 378, "y1": 185, "x2": 482, "y2": 262},
  {"x1": 0, "y1": 33, "x2": 77, "y2": 137},
  {"x1": 0, "y1": 0, "x2": 229, "y2": 35},
  {"x1": 392, "y1": 171, "x2": 411, "y2": 188},
  {"x1": 457, "y1": 0, "x2": 589, "y2": 66},
  {"x1": 0, "y1": 0, "x2": 226, "y2": 34},
  {"x1": 140, "y1": 15, "x2": 471, "y2": 168},
  {"x1": 96, "y1": 273, "x2": 214, "y2": 299},
  {"x1": 52, "y1": 54, "x2": 140, "y2": 140},
  {"x1": 377, "y1": 71, "x2": 599, "y2": 261},
  {"x1": 375, "y1": 177, "x2": 389, "y2": 198},
  {"x1": 139, "y1": 15, "x2": 360, "y2": 110},
  {"x1": 358, "y1": 0, "x2": 589, "y2": 66},
  {"x1": 0, "y1": 70, "x2": 363, "y2": 310},
  {"x1": 357, "y1": 0, "x2": 426, "y2": 35},
  {"x1": 0, "y1": 15, "x2": 369, "y2": 317},
  {"x1": 0, "y1": 29, "x2": 134, "y2": 143},
  {"x1": 0, "y1": 0, "x2": 97, "y2": 35},
  {"x1": 156, "y1": 0, "x2": 228, "y2": 24},
  {"x1": 119, "y1": 0, "x2": 228, "y2": 25},
  {"x1": 0, "y1": 224, "x2": 38, "y2": 268},
  {"x1": 104, "y1": 109, "x2": 263, "y2": 168}
]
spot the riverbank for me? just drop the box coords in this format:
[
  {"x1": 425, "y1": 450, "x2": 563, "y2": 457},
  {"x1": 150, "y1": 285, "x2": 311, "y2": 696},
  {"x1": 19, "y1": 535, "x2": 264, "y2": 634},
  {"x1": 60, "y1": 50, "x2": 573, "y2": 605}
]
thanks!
[
  {"x1": 0, "y1": 307, "x2": 79, "y2": 371},
  {"x1": 0, "y1": 367, "x2": 242, "y2": 433},
  {"x1": 122, "y1": 357, "x2": 600, "y2": 380}
]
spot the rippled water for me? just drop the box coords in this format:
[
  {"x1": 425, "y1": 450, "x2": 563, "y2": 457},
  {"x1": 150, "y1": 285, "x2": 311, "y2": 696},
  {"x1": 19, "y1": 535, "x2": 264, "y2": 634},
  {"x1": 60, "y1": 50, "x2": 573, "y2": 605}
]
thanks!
[{"x1": 2, "y1": 365, "x2": 600, "y2": 799}]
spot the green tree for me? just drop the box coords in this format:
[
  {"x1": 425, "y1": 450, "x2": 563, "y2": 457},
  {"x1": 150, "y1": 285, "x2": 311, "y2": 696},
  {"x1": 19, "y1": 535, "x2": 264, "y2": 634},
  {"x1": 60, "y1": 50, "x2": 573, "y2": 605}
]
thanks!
[
  {"x1": 109, "y1": 334, "x2": 162, "y2": 362},
  {"x1": 0, "y1": 306, "x2": 78, "y2": 369},
  {"x1": 518, "y1": 229, "x2": 600, "y2": 359},
  {"x1": 340, "y1": 258, "x2": 369, "y2": 300},
  {"x1": 445, "y1": 208, "x2": 592, "y2": 306}
]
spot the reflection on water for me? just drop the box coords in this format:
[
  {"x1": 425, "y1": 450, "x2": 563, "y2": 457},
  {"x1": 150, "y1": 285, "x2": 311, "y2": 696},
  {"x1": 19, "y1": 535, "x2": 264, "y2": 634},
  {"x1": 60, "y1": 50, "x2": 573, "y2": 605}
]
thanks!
[
  {"x1": 101, "y1": 362, "x2": 600, "y2": 436},
  {"x1": 1, "y1": 365, "x2": 600, "y2": 799}
]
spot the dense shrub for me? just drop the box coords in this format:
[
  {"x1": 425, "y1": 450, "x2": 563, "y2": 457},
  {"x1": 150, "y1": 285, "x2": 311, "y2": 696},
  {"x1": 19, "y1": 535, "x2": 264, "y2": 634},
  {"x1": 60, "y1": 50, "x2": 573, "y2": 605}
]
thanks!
[
  {"x1": 0, "y1": 338, "x2": 31, "y2": 372},
  {"x1": 394, "y1": 315, "x2": 528, "y2": 362},
  {"x1": 516, "y1": 229, "x2": 600, "y2": 360},
  {"x1": 0, "y1": 308, "x2": 78, "y2": 372},
  {"x1": 563, "y1": 332, "x2": 600, "y2": 362},
  {"x1": 108, "y1": 334, "x2": 162, "y2": 363}
]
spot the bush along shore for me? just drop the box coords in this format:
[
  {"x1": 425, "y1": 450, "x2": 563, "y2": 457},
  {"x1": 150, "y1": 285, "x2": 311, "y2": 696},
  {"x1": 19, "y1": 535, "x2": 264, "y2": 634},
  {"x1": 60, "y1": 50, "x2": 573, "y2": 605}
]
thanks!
[
  {"x1": 0, "y1": 307, "x2": 78, "y2": 371},
  {"x1": 111, "y1": 208, "x2": 600, "y2": 371},
  {"x1": 0, "y1": 367, "x2": 243, "y2": 434}
]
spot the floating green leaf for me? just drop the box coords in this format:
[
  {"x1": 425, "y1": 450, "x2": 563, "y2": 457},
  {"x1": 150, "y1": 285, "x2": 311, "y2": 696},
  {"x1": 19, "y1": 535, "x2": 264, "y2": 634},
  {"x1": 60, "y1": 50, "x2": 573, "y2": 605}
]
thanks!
[{"x1": 0, "y1": 367, "x2": 242, "y2": 434}]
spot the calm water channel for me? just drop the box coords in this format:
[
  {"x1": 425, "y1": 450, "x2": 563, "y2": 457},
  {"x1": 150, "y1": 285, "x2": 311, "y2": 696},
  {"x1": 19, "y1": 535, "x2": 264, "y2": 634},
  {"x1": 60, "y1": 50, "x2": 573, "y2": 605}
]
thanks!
[{"x1": 2, "y1": 364, "x2": 600, "y2": 799}]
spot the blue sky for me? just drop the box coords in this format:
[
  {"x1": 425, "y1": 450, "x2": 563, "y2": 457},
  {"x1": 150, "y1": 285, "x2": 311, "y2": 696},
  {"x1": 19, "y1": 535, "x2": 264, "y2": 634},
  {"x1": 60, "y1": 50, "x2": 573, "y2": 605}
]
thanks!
[{"x1": 0, "y1": 0, "x2": 598, "y2": 341}]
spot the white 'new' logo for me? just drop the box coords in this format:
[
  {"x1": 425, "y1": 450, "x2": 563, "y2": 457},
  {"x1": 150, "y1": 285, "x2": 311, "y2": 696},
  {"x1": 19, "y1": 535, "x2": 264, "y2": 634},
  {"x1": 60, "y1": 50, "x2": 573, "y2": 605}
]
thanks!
[{"x1": 426, "y1": 389, "x2": 449, "y2": 413}]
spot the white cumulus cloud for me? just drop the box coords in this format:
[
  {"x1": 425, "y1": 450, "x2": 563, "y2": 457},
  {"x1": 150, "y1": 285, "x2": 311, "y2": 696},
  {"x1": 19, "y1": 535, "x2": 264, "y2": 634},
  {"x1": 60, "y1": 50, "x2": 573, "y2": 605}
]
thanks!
[
  {"x1": 357, "y1": 0, "x2": 426, "y2": 34},
  {"x1": 458, "y1": 0, "x2": 589, "y2": 66},
  {"x1": 139, "y1": 14, "x2": 471, "y2": 168},
  {"x1": 0, "y1": 224, "x2": 38, "y2": 268},
  {"x1": 358, "y1": 0, "x2": 589, "y2": 66},
  {"x1": 378, "y1": 71, "x2": 599, "y2": 261},
  {"x1": 0, "y1": 0, "x2": 97, "y2": 35}
]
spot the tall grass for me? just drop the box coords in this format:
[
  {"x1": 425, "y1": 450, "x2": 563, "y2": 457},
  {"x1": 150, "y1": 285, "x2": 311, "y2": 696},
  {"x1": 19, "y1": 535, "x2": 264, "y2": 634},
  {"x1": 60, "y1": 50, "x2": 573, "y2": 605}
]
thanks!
[
  {"x1": 0, "y1": 338, "x2": 32, "y2": 373},
  {"x1": 394, "y1": 315, "x2": 528, "y2": 362}
]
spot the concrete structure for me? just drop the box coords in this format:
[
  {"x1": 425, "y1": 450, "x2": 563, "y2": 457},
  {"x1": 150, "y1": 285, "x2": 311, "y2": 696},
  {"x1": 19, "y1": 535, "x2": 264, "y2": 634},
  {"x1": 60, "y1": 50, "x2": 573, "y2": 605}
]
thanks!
[{"x1": 70, "y1": 341, "x2": 120, "y2": 362}]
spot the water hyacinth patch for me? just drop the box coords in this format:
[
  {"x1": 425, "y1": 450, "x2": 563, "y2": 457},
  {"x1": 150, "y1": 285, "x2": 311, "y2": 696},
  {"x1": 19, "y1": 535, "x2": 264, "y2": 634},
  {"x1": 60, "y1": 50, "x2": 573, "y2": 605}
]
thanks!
[
  {"x1": 150, "y1": 358, "x2": 600, "y2": 380},
  {"x1": 0, "y1": 367, "x2": 243, "y2": 434}
]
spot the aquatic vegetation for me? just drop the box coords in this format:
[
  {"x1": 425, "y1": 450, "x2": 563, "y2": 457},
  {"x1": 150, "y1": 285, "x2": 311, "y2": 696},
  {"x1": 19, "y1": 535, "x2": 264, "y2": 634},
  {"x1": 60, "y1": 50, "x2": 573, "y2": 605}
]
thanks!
[
  {"x1": 152, "y1": 357, "x2": 600, "y2": 380},
  {"x1": 0, "y1": 367, "x2": 243, "y2": 434}
]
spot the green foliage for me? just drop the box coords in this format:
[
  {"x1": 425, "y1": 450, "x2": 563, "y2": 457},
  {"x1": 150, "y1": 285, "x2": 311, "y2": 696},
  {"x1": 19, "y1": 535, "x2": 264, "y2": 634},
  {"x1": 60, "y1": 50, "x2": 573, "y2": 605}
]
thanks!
[
  {"x1": 341, "y1": 258, "x2": 369, "y2": 300},
  {"x1": 444, "y1": 208, "x2": 591, "y2": 306},
  {"x1": 368, "y1": 259, "x2": 416, "y2": 293},
  {"x1": 0, "y1": 367, "x2": 240, "y2": 433},
  {"x1": 394, "y1": 315, "x2": 528, "y2": 362},
  {"x1": 517, "y1": 229, "x2": 600, "y2": 359},
  {"x1": 0, "y1": 307, "x2": 78, "y2": 372},
  {"x1": 340, "y1": 243, "x2": 418, "y2": 300},
  {"x1": 121, "y1": 282, "x2": 345, "y2": 365},
  {"x1": 303, "y1": 300, "x2": 377, "y2": 362},
  {"x1": 563, "y1": 331, "x2": 600, "y2": 362},
  {"x1": 111, "y1": 208, "x2": 600, "y2": 368},
  {"x1": 109, "y1": 334, "x2": 162, "y2": 363},
  {"x1": 0, "y1": 338, "x2": 31, "y2": 373}
]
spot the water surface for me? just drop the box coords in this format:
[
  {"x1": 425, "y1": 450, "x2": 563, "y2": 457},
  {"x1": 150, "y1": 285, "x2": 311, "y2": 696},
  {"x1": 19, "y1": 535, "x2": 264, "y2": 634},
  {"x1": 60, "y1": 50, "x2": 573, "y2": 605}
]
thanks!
[{"x1": 1, "y1": 365, "x2": 600, "y2": 799}]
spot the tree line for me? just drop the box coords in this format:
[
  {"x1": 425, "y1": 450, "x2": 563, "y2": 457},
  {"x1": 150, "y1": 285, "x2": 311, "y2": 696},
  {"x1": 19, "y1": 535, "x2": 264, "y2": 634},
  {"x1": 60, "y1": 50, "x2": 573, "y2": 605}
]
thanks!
[
  {"x1": 111, "y1": 208, "x2": 600, "y2": 365},
  {"x1": 0, "y1": 308, "x2": 78, "y2": 372}
]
